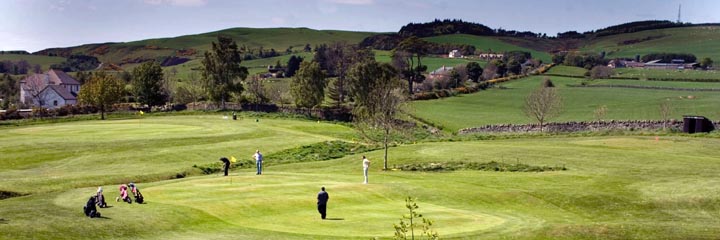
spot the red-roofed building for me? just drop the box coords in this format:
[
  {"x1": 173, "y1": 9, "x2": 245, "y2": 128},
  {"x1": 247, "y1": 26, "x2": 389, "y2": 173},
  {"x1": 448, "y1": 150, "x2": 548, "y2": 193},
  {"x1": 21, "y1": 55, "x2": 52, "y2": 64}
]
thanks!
[{"x1": 20, "y1": 70, "x2": 81, "y2": 108}]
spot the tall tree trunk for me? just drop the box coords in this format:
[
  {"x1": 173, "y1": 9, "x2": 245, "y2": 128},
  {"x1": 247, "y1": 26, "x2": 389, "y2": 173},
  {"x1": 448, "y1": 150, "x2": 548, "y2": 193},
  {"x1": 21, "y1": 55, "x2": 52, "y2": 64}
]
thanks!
[
  {"x1": 100, "y1": 105, "x2": 105, "y2": 120},
  {"x1": 384, "y1": 127, "x2": 389, "y2": 170}
]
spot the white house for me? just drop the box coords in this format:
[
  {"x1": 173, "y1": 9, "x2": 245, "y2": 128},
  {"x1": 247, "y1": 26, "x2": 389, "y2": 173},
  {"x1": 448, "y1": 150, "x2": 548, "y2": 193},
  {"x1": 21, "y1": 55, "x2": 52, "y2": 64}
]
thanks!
[
  {"x1": 448, "y1": 50, "x2": 462, "y2": 58},
  {"x1": 20, "y1": 70, "x2": 81, "y2": 108}
]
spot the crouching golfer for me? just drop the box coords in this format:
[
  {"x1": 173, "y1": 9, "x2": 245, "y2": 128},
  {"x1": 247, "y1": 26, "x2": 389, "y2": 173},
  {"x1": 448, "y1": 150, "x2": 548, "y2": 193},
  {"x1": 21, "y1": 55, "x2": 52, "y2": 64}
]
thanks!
[
  {"x1": 220, "y1": 157, "x2": 230, "y2": 176},
  {"x1": 317, "y1": 186, "x2": 329, "y2": 219}
]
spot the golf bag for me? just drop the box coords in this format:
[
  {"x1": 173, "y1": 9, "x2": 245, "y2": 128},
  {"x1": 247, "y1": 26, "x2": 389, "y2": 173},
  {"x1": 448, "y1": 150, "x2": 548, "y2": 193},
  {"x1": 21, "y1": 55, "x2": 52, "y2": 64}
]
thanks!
[{"x1": 83, "y1": 196, "x2": 101, "y2": 218}]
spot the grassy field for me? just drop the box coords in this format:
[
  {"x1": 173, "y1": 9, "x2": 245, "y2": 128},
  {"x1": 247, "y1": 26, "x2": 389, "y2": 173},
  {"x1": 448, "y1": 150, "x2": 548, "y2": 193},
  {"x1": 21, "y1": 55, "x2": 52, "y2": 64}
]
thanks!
[
  {"x1": 424, "y1": 34, "x2": 552, "y2": 63},
  {"x1": 581, "y1": 26, "x2": 720, "y2": 61},
  {"x1": 412, "y1": 76, "x2": 720, "y2": 132},
  {"x1": 0, "y1": 54, "x2": 67, "y2": 73},
  {"x1": 1, "y1": 116, "x2": 720, "y2": 239},
  {"x1": 544, "y1": 65, "x2": 588, "y2": 77},
  {"x1": 613, "y1": 68, "x2": 720, "y2": 80}
]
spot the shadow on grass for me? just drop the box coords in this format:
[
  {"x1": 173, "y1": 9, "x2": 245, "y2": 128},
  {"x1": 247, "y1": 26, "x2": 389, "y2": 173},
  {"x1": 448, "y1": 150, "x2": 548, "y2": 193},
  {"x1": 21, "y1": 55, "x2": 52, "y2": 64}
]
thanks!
[
  {"x1": 0, "y1": 218, "x2": 8, "y2": 224},
  {"x1": 324, "y1": 218, "x2": 344, "y2": 221}
]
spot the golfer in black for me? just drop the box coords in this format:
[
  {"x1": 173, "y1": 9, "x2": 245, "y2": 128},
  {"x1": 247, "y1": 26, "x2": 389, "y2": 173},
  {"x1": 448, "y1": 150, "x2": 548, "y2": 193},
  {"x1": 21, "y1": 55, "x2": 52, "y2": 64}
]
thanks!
[
  {"x1": 219, "y1": 157, "x2": 230, "y2": 176},
  {"x1": 317, "y1": 186, "x2": 329, "y2": 219}
]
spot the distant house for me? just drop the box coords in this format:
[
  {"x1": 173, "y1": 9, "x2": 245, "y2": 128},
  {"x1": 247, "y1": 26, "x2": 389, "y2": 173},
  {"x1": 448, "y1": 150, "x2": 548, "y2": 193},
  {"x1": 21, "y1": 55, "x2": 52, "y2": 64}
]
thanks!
[
  {"x1": 428, "y1": 65, "x2": 453, "y2": 79},
  {"x1": 20, "y1": 69, "x2": 81, "y2": 108},
  {"x1": 448, "y1": 50, "x2": 462, "y2": 58}
]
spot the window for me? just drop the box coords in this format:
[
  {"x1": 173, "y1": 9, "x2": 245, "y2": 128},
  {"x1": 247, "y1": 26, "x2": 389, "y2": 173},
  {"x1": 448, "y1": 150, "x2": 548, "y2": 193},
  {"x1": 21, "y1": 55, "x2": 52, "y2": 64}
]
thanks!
[{"x1": 53, "y1": 100, "x2": 58, "y2": 106}]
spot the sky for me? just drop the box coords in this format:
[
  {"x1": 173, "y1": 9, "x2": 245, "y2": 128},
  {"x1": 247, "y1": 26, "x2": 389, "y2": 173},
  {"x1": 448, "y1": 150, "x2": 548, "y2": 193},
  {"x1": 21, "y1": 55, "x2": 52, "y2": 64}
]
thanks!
[{"x1": 1, "y1": 0, "x2": 719, "y2": 52}]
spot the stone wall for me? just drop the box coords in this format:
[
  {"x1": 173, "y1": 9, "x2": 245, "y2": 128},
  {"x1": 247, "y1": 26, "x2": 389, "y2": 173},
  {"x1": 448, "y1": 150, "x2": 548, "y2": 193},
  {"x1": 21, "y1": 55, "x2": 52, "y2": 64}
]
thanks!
[{"x1": 458, "y1": 120, "x2": 720, "y2": 134}]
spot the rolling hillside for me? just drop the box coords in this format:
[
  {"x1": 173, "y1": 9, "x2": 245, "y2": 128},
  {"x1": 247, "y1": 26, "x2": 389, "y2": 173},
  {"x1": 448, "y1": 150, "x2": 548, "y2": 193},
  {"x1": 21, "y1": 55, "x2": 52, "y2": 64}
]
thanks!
[
  {"x1": 34, "y1": 27, "x2": 377, "y2": 68},
  {"x1": 580, "y1": 26, "x2": 720, "y2": 61}
]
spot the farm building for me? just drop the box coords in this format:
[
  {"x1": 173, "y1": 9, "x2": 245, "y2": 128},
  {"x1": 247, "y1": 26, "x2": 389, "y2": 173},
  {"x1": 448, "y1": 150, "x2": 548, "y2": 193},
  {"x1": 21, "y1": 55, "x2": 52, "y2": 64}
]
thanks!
[
  {"x1": 19, "y1": 69, "x2": 81, "y2": 109},
  {"x1": 428, "y1": 65, "x2": 453, "y2": 79},
  {"x1": 607, "y1": 59, "x2": 697, "y2": 69},
  {"x1": 448, "y1": 50, "x2": 462, "y2": 58},
  {"x1": 478, "y1": 53, "x2": 503, "y2": 60}
]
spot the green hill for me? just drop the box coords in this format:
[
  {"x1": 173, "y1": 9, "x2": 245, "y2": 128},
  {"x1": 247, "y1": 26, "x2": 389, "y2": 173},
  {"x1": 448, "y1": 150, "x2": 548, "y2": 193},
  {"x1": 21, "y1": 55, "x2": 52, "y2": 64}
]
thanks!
[
  {"x1": 580, "y1": 26, "x2": 720, "y2": 61},
  {"x1": 0, "y1": 54, "x2": 66, "y2": 73},
  {"x1": 34, "y1": 27, "x2": 376, "y2": 68},
  {"x1": 423, "y1": 34, "x2": 552, "y2": 62}
]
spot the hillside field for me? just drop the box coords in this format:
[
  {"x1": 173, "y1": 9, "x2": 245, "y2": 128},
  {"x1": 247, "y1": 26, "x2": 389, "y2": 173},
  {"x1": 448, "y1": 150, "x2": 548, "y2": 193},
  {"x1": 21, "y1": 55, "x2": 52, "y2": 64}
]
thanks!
[
  {"x1": 412, "y1": 75, "x2": 720, "y2": 132},
  {"x1": 581, "y1": 26, "x2": 720, "y2": 62},
  {"x1": 424, "y1": 34, "x2": 552, "y2": 62},
  {"x1": 0, "y1": 54, "x2": 66, "y2": 73},
  {"x1": 1, "y1": 115, "x2": 720, "y2": 239}
]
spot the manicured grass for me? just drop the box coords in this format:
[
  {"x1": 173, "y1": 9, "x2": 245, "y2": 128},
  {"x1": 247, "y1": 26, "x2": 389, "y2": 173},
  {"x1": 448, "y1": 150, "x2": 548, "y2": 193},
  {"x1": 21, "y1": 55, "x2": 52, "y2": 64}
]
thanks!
[
  {"x1": 613, "y1": 68, "x2": 720, "y2": 80},
  {"x1": 412, "y1": 76, "x2": 720, "y2": 132},
  {"x1": 424, "y1": 34, "x2": 552, "y2": 62},
  {"x1": 581, "y1": 26, "x2": 720, "y2": 61},
  {"x1": 1, "y1": 118, "x2": 720, "y2": 239}
]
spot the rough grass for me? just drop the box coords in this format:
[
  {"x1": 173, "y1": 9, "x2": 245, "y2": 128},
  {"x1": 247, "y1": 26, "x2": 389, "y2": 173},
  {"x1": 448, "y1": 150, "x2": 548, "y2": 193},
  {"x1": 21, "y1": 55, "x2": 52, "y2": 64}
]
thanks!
[
  {"x1": 1, "y1": 118, "x2": 720, "y2": 239},
  {"x1": 0, "y1": 54, "x2": 66, "y2": 73},
  {"x1": 411, "y1": 75, "x2": 720, "y2": 132}
]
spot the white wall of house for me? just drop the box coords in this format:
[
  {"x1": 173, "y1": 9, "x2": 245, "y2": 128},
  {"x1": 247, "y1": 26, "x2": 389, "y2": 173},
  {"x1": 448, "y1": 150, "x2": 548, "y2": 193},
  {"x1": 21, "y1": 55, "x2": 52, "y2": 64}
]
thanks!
[{"x1": 36, "y1": 88, "x2": 68, "y2": 109}]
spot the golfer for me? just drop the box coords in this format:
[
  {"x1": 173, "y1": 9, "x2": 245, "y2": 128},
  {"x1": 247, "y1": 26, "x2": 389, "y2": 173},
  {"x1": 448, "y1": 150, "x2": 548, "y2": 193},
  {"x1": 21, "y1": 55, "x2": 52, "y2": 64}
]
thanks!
[
  {"x1": 317, "y1": 186, "x2": 329, "y2": 219},
  {"x1": 219, "y1": 157, "x2": 230, "y2": 176},
  {"x1": 363, "y1": 155, "x2": 371, "y2": 184},
  {"x1": 253, "y1": 150, "x2": 263, "y2": 175}
]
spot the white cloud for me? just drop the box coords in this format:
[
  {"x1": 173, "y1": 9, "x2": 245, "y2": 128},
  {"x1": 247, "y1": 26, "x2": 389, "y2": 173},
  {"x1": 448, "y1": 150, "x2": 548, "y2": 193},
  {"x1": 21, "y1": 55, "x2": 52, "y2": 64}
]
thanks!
[
  {"x1": 143, "y1": 0, "x2": 208, "y2": 7},
  {"x1": 324, "y1": 0, "x2": 374, "y2": 5}
]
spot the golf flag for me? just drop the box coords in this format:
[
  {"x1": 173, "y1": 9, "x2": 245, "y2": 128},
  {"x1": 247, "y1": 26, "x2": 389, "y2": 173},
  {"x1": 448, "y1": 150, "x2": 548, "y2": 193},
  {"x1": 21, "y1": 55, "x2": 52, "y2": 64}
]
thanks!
[
  {"x1": 230, "y1": 156, "x2": 237, "y2": 163},
  {"x1": 139, "y1": 110, "x2": 144, "y2": 115}
]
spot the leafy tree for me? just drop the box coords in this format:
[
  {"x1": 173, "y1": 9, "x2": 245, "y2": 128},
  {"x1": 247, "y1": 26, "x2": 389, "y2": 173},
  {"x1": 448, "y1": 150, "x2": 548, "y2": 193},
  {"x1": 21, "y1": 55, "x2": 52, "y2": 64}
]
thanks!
[
  {"x1": 286, "y1": 55, "x2": 304, "y2": 77},
  {"x1": 524, "y1": 78, "x2": 562, "y2": 132},
  {"x1": 201, "y1": 35, "x2": 249, "y2": 109},
  {"x1": 700, "y1": 57, "x2": 713, "y2": 70},
  {"x1": 393, "y1": 197, "x2": 439, "y2": 240},
  {"x1": 466, "y1": 62, "x2": 483, "y2": 82},
  {"x1": 290, "y1": 61, "x2": 326, "y2": 108},
  {"x1": 396, "y1": 36, "x2": 428, "y2": 94},
  {"x1": 303, "y1": 43, "x2": 312, "y2": 52},
  {"x1": 348, "y1": 61, "x2": 407, "y2": 170},
  {"x1": 132, "y1": 61, "x2": 166, "y2": 107},
  {"x1": 78, "y1": 72, "x2": 124, "y2": 120}
]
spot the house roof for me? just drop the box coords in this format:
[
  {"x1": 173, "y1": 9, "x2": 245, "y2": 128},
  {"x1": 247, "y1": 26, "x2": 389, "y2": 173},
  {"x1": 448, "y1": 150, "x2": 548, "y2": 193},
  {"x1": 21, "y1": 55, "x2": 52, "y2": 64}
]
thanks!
[
  {"x1": 43, "y1": 85, "x2": 77, "y2": 100},
  {"x1": 48, "y1": 69, "x2": 81, "y2": 85}
]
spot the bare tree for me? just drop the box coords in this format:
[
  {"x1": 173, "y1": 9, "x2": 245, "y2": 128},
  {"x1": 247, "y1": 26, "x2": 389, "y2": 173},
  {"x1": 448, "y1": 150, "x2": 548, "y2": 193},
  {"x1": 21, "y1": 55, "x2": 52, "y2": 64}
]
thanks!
[
  {"x1": 659, "y1": 100, "x2": 673, "y2": 130},
  {"x1": 590, "y1": 66, "x2": 614, "y2": 79},
  {"x1": 524, "y1": 82, "x2": 562, "y2": 132},
  {"x1": 594, "y1": 106, "x2": 608, "y2": 120},
  {"x1": 22, "y1": 75, "x2": 49, "y2": 106},
  {"x1": 185, "y1": 71, "x2": 205, "y2": 103},
  {"x1": 349, "y1": 61, "x2": 408, "y2": 170}
]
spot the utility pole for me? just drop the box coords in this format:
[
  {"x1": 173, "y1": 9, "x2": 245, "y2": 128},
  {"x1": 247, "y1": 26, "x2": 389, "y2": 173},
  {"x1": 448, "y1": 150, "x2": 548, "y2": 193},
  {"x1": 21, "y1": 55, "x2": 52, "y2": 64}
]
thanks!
[{"x1": 677, "y1": 4, "x2": 682, "y2": 23}]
